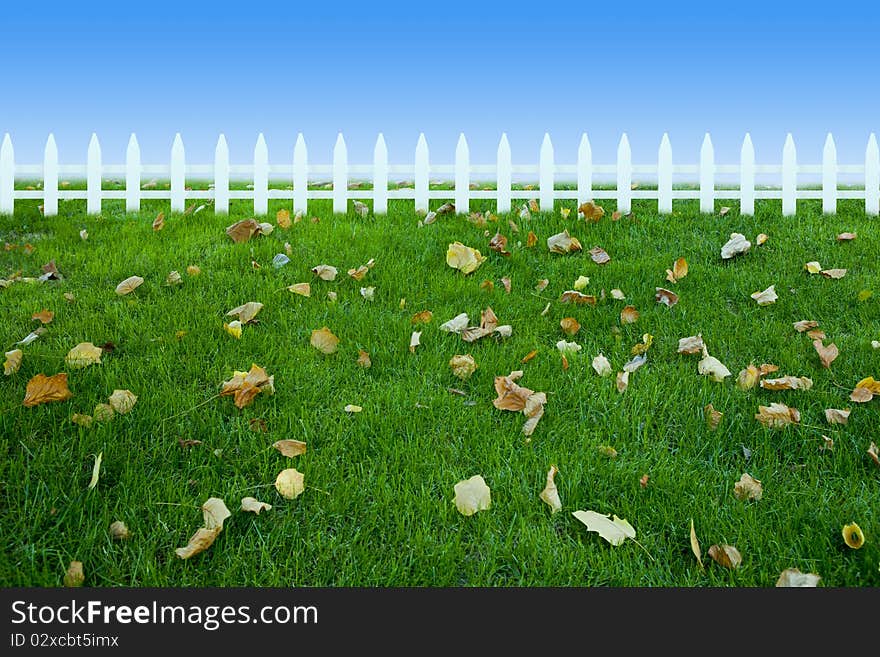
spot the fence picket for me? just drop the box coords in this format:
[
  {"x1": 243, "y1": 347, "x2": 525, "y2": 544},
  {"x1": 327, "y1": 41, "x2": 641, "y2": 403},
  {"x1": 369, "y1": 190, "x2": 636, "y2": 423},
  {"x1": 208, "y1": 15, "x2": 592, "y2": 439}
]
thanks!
[
  {"x1": 0, "y1": 134, "x2": 12, "y2": 214},
  {"x1": 657, "y1": 133, "x2": 672, "y2": 214},
  {"x1": 332, "y1": 132, "x2": 347, "y2": 214},
  {"x1": 87, "y1": 133, "x2": 101, "y2": 215},
  {"x1": 43, "y1": 134, "x2": 58, "y2": 216},
  {"x1": 740, "y1": 133, "x2": 755, "y2": 216},
  {"x1": 170, "y1": 133, "x2": 185, "y2": 212},
  {"x1": 254, "y1": 133, "x2": 269, "y2": 216},
  {"x1": 214, "y1": 134, "x2": 230, "y2": 215},
  {"x1": 866, "y1": 133, "x2": 879, "y2": 216},
  {"x1": 616, "y1": 134, "x2": 631, "y2": 215},
  {"x1": 782, "y1": 133, "x2": 797, "y2": 216},
  {"x1": 293, "y1": 133, "x2": 308, "y2": 215},
  {"x1": 126, "y1": 133, "x2": 140, "y2": 212},
  {"x1": 496, "y1": 133, "x2": 511, "y2": 213},
  {"x1": 455, "y1": 133, "x2": 469, "y2": 214},
  {"x1": 373, "y1": 133, "x2": 388, "y2": 215},
  {"x1": 699, "y1": 133, "x2": 714, "y2": 213},
  {"x1": 414, "y1": 133, "x2": 429, "y2": 213},
  {"x1": 822, "y1": 133, "x2": 837, "y2": 214},
  {"x1": 577, "y1": 133, "x2": 592, "y2": 207},
  {"x1": 539, "y1": 133, "x2": 553, "y2": 212}
]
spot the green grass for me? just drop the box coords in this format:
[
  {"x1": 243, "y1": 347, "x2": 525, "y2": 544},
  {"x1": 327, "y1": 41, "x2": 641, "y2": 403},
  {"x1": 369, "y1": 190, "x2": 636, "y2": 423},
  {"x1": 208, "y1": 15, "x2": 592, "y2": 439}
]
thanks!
[{"x1": 1, "y1": 187, "x2": 878, "y2": 587}]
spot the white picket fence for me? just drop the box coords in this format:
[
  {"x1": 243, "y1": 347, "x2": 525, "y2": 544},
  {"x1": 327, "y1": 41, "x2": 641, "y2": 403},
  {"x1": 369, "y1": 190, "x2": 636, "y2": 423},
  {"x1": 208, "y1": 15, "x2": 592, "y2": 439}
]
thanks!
[{"x1": 1, "y1": 131, "x2": 878, "y2": 217}]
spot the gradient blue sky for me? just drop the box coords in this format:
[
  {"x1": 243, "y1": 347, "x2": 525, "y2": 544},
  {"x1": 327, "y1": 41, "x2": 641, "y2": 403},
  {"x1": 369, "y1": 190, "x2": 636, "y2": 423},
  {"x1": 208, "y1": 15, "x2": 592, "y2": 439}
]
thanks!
[{"x1": 2, "y1": 0, "x2": 879, "y2": 168}]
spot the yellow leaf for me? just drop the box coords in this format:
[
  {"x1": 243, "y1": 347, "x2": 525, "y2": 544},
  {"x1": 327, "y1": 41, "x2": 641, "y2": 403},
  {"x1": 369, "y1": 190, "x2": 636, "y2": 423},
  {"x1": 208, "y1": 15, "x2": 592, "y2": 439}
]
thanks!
[
  {"x1": 115, "y1": 275, "x2": 144, "y2": 295},
  {"x1": 275, "y1": 468, "x2": 305, "y2": 499},
  {"x1": 411, "y1": 310, "x2": 433, "y2": 324},
  {"x1": 755, "y1": 402, "x2": 800, "y2": 428},
  {"x1": 223, "y1": 321, "x2": 242, "y2": 339},
  {"x1": 539, "y1": 465, "x2": 562, "y2": 514},
  {"x1": 690, "y1": 519, "x2": 703, "y2": 568},
  {"x1": 357, "y1": 349, "x2": 372, "y2": 368},
  {"x1": 287, "y1": 283, "x2": 311, "y2": 297},
  {"x1": 311, "y1": 264, "x2": 338, "y2": 281},
  {"x1": 573, "y1": 275, "x2": 589, "y2": 290},
  {"x1": 4, "y1": 349, "x2": 22, "y2": 376},
  {"x1": 449, "y1": 354, "x2": 477, "y2": 380},
  {"x1": 108, "y1": 389, "x2": 137, "y2": 414},
  {"x1": 65, "y1": 342, "x2": 103, "y2": 369},
  {"x1": 109, "y1": 521, "x2": 131, "y2": 540},
  {"x1": 620, "y1": 305, "x2": 639, "y2": 324},
  {"x1": 805, "y1": 261, "x2": 822, "y2": 274},
  {"x1": 698, "y1": 350, "x2": 731, "y2": 382},
  {"x1": 152, "y1": 211, "x2": 165, "y2": 231},
  {"x1": 344, "y1": 404, "x2": 363, "y2": 413},
  {"x1": 310, "y1": 327, "x2": 339, "y2": 354},
  {"x1": 23, "y1": 373, "x2": 73, "y2": 407},
  {"x1": 704, "y1": 403, "x2": 723, "y2": 431},
  {"x1": 186, "y1": 265, "x2": 201, "y2": 276},
  {"x1": 572, "y1": 510, "x2": 635, "y2": 546},
  {"x1": 226, "y1": 301, "x2": 263, "y2": 324},
  {"x1": 32, "y1": 308, "x2": 54, "y2": 324},
  {"x1": 578, "y1": 200, "x2": 605, "y2": 222},
  {"x1": 446, "y1": 242, "x2": 487, "y2": 274},
  {"x1": 843, "y1": 522, "x2": 864, "y2": 549},
  {"x1": 87, "y1": 451, "x2": 103, "y2": 490},
  {"x1": 560, "y1": 317, "x2": 580, "y2": 336},
  {"x1": 276, "y1": 208, "x2": 291, "y2": 229},
  {"x1": 63, "y1": 560, "x2": 84, "y2": 587},
  {"x1": 241, "y1": 497, "x2": 273, "y2": 514},
  {"x1": 270, "y1": 440, "x2": 307, "y2": 460},
  {"x1": 453, "y1": 475, "x2": 491, "y2": 516}
]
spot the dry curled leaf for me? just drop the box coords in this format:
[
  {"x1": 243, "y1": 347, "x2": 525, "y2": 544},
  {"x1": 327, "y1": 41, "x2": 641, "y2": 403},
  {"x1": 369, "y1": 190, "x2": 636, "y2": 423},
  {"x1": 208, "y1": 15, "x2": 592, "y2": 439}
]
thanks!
[
  {"x1": 32, "y1": 309, "x2": 54, "y2": 324},
  {"x1": 109, "y1": 520, "x2": 131, "y2": 540},
  {"x1": 311, "y1": 264, "x2": 338, "y2": 281},
  {"x1": 760, "y1": 376, "x2": 813, "y2": 391},
  {"x1": 226, "y1": 301, "x2": 263, "y2": 324},
  {"x1": 64, "y1": 561, "x2": 84, "y2": 587},
  {"x1": 821, "y1": 268, "x2": 847, "y2": 279},
  {"x1": 175, "y1": 497, "x2": 231, "y2": 559},
  {"x1": 734, "y1": 473, "x2": 763, "y2": 501},
  {"x1": 655, "y1": 287, "x2": 679, "y2": 307},
  {"x1": 547, "y1": 230, "x2": 582, "y2": 255},
  {"x1": 115, "y1": 275, "x2": 144, "y2": 296},
  {"x1": 87, "y1": 451, "x2": 103, "y2": 490},
  {"x1": 4, "y1": 349, "x2": 22, "y2": 376},
  {"x1": 220, "y1": 364, "x2": 274, "y2": 409},
  {"x1": 666, "y1": 257, "x2": 688, "y2": 283},
  {"x1": 275, "y1": 468, "x2": 305, "y2": 499},
  {"x1": 560, "y1": 290, "x2": 597, "y2": 306},
  {"x1": 288, "y1": 283, "x2": 311, "y2": 297},
  {"x1": 152, "y1": 211, "x2": 165, "y2": 231},
  {"x1": 560, "y1": 317, "x2": 580, "y2": 336},
  {"x1": 411, "y1": 310, "x2": 433, "y2": 325},
  {"x1": 23, "y1": 373, "x2": 73, "y2": 407},
  {"x1": 793, "y1": 320, "x2": 818, "y2": 333},
  {"x1": 589, "y1": 246, "x2": 610, "y2": 264},
  {"x1": 755, "y1": 402, "x2": 800, "y2": 428},
  {"x1": 751, "y1": 285, "x2": 777, "y2": 306},
  {"x1": 65, "y1": 342, "x2": 103, "y2": 369},
  {"x1": 357, "y1": 349, "x2": 372, "y2": 368},
  {"x1": 620, "y1": 305, "x2": 639, "y2": 324},
  {"x1": 690, "y1": 519, "x2": 703, "y2": 568},
  {"x1": 578, "y1": 200, "x2": 605, "y2": 222},
  {"x1": 449, "y1": 354, "x2": 477, "y2": 380},
  {"x1": 721, "y1": 233, "x2": 751, "y2": 259},
  {"x1": 272, "y1": 439, "x2": 307, "y2": 458},
  {"x1": 225, "y1": 218, "x2": 260, "y2": 243},
  {"x1": 708, "y1": 544, "x2": 742, "y2": 569},
  {"x1": 678, "y1": 335, "x2": 704, "y2": 355},
  {"x1": 867, "y1": 442, "x2": 879, "y2": 466},
  {"x1": 446, "y1": 242, "x2": 486, "y2": 274},
  {"x1": 453, "y1": 475, "x2": 491, "y2": 516},
  {"x1": 276, "y1": 208, "x2": 291, "y2": 228},
  {"x1": 488, "y1": 232, "x2": 510, "y2": 256},
  {"x1": 824, "y1": 408, "x2": 850, "y2": 425},
  {"x1": 776, "y1": 568, "x2": 821, "y2": 587},
  {"x1": 409, "y1": 331, "x2": 421, "y2": 353},
  {"x1": 108, "y1": 389, "x2": 137, "y2": 414},
  {"x1": 526, "y1": 231, "x2": 537, "y2": 247},
  {"x1": 310, "y1": 327, "x2": 339, "y2": 354},
  {"x1": 572, "y1": 510, "x2": 636, "y2": 547},
  {"x1": 698, "y1": 349, "x2": 731, "y2": 382},
  {"x1": 592, "y1": 354, "x2": 612, "y2": 376},
  {"x1": 539, "y1": 465, "x2": 562, "y2": 514},
  {"x1": 705, "y1": 403, "x2": 723, "y2": 431},
  {"x1": 813, "y1": 340, "x2": 839, "y2": 368},
  {"x1": 241, "y1": 497, "x2": 273, "y2": 514},
  {"x1": 616, "y1": 371, "x2": 629, "y2": 393}
]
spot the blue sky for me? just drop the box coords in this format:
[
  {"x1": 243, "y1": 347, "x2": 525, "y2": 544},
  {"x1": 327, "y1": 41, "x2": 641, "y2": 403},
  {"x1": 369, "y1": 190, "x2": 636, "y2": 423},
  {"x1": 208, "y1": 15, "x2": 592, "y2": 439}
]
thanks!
[{"x1": 2, "y1": 0, "x2": 879, "y2": 169}]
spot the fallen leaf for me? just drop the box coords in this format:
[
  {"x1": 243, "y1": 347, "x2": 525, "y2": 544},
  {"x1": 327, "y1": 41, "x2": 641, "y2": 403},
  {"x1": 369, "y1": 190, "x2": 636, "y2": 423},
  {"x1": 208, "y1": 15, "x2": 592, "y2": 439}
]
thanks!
[
  {"x1": 592, "y1": 354, "x2": 612, "y2": 376},
  {"x1": 4, "y1": 349, "x2": 22, "y2": 376},
  {"x1": 821, "y1": 268, "x2": 847, "y2": 279},
  {"x1": 572, "y1": 510, "x2": 635, "y2": 547},
  {"x1": 17, "y1": 328, "x2": 46, "y2": 346},
  {"x1": 23, "y1": 373, "x2": 73, "y2": 407},
  {"x1": 776, "y1": 568, "x2": 821, "y2": 587},
  {"x1": 589, "y1": 246, "x2": 611, "y2": 264},
  {"x1": 275, "y1": 468, "x2": 305, "y2": 499},
  {"x1": 223, "y1": 321, "x2": 242, "y2": 339},
  {"x1": 556, "y1": 340, "x2": 582, "y2": 357},
  {"x1": 597, "y1": 445, "x2": 618, "y2": 458},
  {"x1": 655, "y1": 287, "x2": 679, "y2": 307},
  {"x1": 578, "y1": 200, "x2": 605, "y2": 222},
  {"x1": 837, "y1": 232, "x2": 856, "y2": 241},
  {"x1": 356, "y1": 349, "x2": 372, "y2": 368},
  {"x1": 560, "y1": 207, "x2": 571, "y2": 219},
  {"x1": 842, "y1": 522, "x2": 864, "y2": 549},
  {"x1": 276, "y1": 209, "x2": 291, "y2": 228},
  {"x1": 93, "y1": 403, "x2": 114, "y2": 422},
  {"x1": 620, "y1": 305, "x2": 639, "y2": 324},
  {"x1": 311, "y1": 264, "x2": 338, "y2": 281},
  {"x1": 226, "y1": 301, "x2": 263, "y2": 324},
  {"x1": 32, "y1": 309, "x2": 54, "y2": 324},
  {"x1": 87, "y1": 451, "x2": 103, "y2": 490},
  {"x1": 152, "y1": 212, "x2": 165, "y2": 231},
  {"x1": 535, "y1": 279, "x2": 549, "y2": 292},
  {"x1": 64, "y1": 561, "x2": 84, "y2": 587},
  {"x1": 624, "y1": 353, "x2": 647, "y2": 372},
  {"x1": 805, "y1": 261, "x2": 822, "y2": 274},
  {"x1": 411, "y1": 310, "x2": 433, "y2": 325},
  {"x1": 453, "y1": 475, "x2": 491, "y2": 516},
  {"x1": 449, "y1": 354, "x2": 477, "y2": 380},
  {"x1": 719, "y1": 206, "x2": 731, "y2": 216},
  {"x1": 446, "y1": 242, "x2": 487, "y2": 274},
  {"x1": 616, "y1": 371, "x2": 629, "y2": 393},
  {"x1": 440, "y1": 313, "x2": 469, "y2": 334},
  {"x1": 705, "y1": 403, "x2": 723, "y2": 431},
  {"x1": 611, "y1": 288, "x2": 626, "y2": 300},
  {"x1": 115, "y1": 275, "x2": 144, "y2": 296},
  {"x1": 166, "y1": 270, "x2": 182, "y2": 285},
  {"x1": 220, "y1": 364, "x2": 274, "y2": 409},
  {"x1": 666, "y1": 257, "x2": 688, "y2": 283},
  {"x1": 708, "y1": 544, "x2": 742, "y2": 569},
  {"x1": 353, "y1": 200, "x2": 369, "y2": 217},
  {"x1": 272, "y1": 439, "x2": 307, "y2": 458},
  {"x1": 488, "y1": 232, "x2": 510, "y2": 256},
  {"x1": 71, "y1": 413, "x2": 92, "y2": 427},
  {"x1": 310, "y1": 327, "x2": 339, "y2": 354},
  {"x1": 821, "y1": 435, "x2": 835, "y2": 451},
  {"x1": 521, "y1": 349, "x2": 538, "y2": 364},
  {"x1": 526, "y1": 231, "x2": 537, "y2": 247},
  {"x1": 107, "y1": 389, "x2": 137, "y2": 414},
  {"x1": 360, "y1": 286, "x2": 375, "y2": 301},
  {"x1": 109, "y1": 521, "x2": 131, "y2": 540},
  {"x1": 690, "y1": 519, "x2": 703, "y2": 568},
  {"x1": 288, "y1": 283, "x2": 311, "y2": 297},
  {"x1": 756, "y1": 233, "x2": 768, "y2": 245},
  {"x1": 500, "y1": 276, "x2": 511, "y2": 294},
  {"x1": 793, "y1": 320, "x2": 819, "y2": 332},
  {"x1": 225, "y1": 218, "x2": 260, "y2": 243},
  {"x1": 573, "y1": 275, "x2": 589, "y2": 290},
  {"x1": 698, "y1": 349, "x2": 731, "y2": 382},
  {"x1": 539, "y1": 465, "x2": 562, "y2": 514},
  {"x1": 409, "y1": 331, "x2": 421, "y2": 353},
  {"x1": 750, "y1": 285, "x2": 777, "y2": 306},
  {"x1": 760, "y1": 376, "x2": 813, "y2": 391},
  {"x1": 734, "y1": 473, "x2": 763, "y2": 501},
  {"x1": 560, "y1": 290, "x2": 597, "y2": 306},
  {"x1": 868, "y1": 442, "x2": 879, "y2": 466},
  {"x1": 678, "y1": 335, "x2": 705, "y2": 355},
  {"x1": 813, "y1": 340, "x2": 839, "y2": 368},
  {"x1": 755, "y1": 402, "x2": 800, "y2": 428},
  {"x1": 241, "y1": 497, "x2": 272, "y2": 514},
  {"x1": 186, "y1": 265, "x2": 201, "y2": 276},
  {"x1": 560, "y1": 317, "x2": 580, "y2": 336},
  {"x1": 639, "y1": 474, "x2": 649, "y2": 488},
  {"x1": 721, "y1": 233, "x2": 751, "y2": 259},
  {"x1": 547, "y1": 231, "x2": 582, "y2": 255},
  {"x1": 248, "y1": 418, "x2": 267, "y2": 433},
  {"x1": 175, "y1": 497, "x2": 231, "y2": 559},
  {"x1": 480, "y1": 280, "x2": 494, "y2": 292},
  {"x1": 824, "y1": 408, "x2": 850, "y2": 425}
]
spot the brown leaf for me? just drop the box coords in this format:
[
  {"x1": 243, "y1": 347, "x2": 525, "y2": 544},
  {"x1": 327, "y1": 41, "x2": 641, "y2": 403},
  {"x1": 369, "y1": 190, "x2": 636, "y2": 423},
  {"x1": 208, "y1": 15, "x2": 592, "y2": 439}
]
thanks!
[
  {"x1": 23, "y1": 373, "x2": 73, "y2": 407},
  {"x1": 560, "y1": 290, "x2": 597, "y2": 306},
  {"x1": 620, "y1": 305, "x2": 639, "y2": 324},
  {"x1": 248, "y1": 418, "x2": 268, "y2": 433},
  {"x1": 755, "y1": 403, "x2": 800, "y2": 428},
  {"x1": 793, "y1": 320, "x2": 819, "y2": 333},
  {"x1": 824, "y1": 408, "x2": 850, "y2": 425},
  {"x1": 109, "y1": 521, "x2": 131, "y2": 540},
  {"x1": 836, "y1": 232, "x2": 856, "y2": 241},
  {"x1": 850, "y1": 386, "x2": 873, "y2": 403},
  {"x1": 488, "y1": 232, "x2": 510, "y2": 256},
  {"x1": 521, "y1": 349, "x2": 538, "y2": 364},
  {"x1": 493, "y1": 372, "x2": 534, "y2": 412},
  {"x1": 115, "y1": 275, "x2": 144, "y2": 295},
  {"x1": 225, "y1": 218, "x2": 260, "y2": 243},
  {"x1": 734, "y1": 473, "x2": 763, "y2": 501},
  {"x1": 411, "y1": 310, "x2": 433, "y2": 325},
  {"x1": 500, "y1": 276, "x2": 511, "y2": 294},
  {"x1": 547, "y1": 230, "x2": 582, "y2": 255},
  {"x1": 63, "y1": 560, "x2": 84, "y2": 587},
  {"x1": 578, "y1": 200, "x2": 605, "y2": 222},
  {"x1": 220, "y1": 364, "x2": 274, "y2": 409},
  {"x1": 760, "y1": 376, "x2": 813, "y2": 391},
  {"x1": 226, "y1": 301, "x2": 263, "y2": 324},
  {"x1": 776, "y1": 568, "x2": 821, "y2": 587},
  {"x1": 868, "y1": 442, "x2": 879, "y2": 467},
  {"x1": 639, "y1": 473, "x2": 649, "y2": 488},
  {"x1": 708, "y1": 544, "x2": 742, "y2": 569},
  {"x1": 615, "y1": 371, "x2": 629, "y2": 393},
  {"x1": 678, "y1": 335, "x2": 704, "y2": 355},
  {"x1": 705, "y1": 403, "x2": 723, "y2": 431},
  {"x1": 690, "y1": 519, "x2": 703, "y2": 568},
  {"x1": 276, "y1": 208, "x2": 291, "y2": 229},
  {"x1": 560, "y1": 317, "x2": 580, "y2": 336},
  {"x1": 152, "y1": 211, "x2": 165, "y2": 231},
  {"x1": 357, "y1": 349, "x2": 372, "y2": 368},
  {"x1": 813, "y1": 340, "x2": 838, "y2": 368},
  {"x1": 807, "y1": 329, "x2": 826, "y2": 340},
  {"x1": 655, "y1": 288, "x2": 679, "y2": 307},
  {"x1": 32, "y1": 309, "x2": 54, "y2": 324},
  {"x1": 272, "y1": 439, "x2": 307, "y2": 458},
  {"x1": 589, "y1": 246, "x2": 611, "y2": 264},
  {"x1": 666, "y1": 257, "x2": 688, "y2": 283}
]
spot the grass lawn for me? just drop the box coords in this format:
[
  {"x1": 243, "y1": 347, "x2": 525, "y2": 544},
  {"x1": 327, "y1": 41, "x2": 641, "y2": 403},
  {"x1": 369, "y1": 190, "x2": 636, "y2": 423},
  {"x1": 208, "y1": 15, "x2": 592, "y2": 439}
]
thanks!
[{"x1": 1, "y1": 187, "x2": 878, "y2": 587}]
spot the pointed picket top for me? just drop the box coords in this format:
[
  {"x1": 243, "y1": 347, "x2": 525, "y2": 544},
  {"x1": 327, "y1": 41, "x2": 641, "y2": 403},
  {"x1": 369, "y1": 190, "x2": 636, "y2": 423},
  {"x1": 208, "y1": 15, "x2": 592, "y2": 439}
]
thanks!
[
  {"x1": 782, "y1": 133, "x2": 797, "y2": 216},
  {"x1": 657, "y1": 133, "x2": 673, "y2": 214},
  {"x1": 699, "y1": 132, "x2": 714, "y2": 214},
  {"x1": 454, "y1": 132, "x2": 470, "y2": 214},
  {"x1": 214, "y1": 134, "x2": 230, "y2": 215},
  {"x1": 125, "y1": 133, "x2": 141, "y2": 212},
  {"x1": 253, "y1": 133, "x2": 269, "y2": 216},
  {"x1": 577, "y1": 133, "x2": 592, "y2": 207},
  {"x1": 414, "y1": 132, "x2": 429, "y2": 213},
  {"x1": 43, "y1": 134, "x2": 59, "y2": 216},
  {"x1": 331, "y1": 132, "x2": 348, "y2": 214},
  {"x1": 616, "y1": 133, "x2": 632, "y2": 215},
  {"x1": 496, "y1": 133, "x2": 512, "y2": 213},
  {"x1": 373, "y1": 132, "x2": 388, "y2": 215},
  {"x1": 0, "y1": 134, "x2": 14, "y2": 214},
  {"x1": 866, "y1": 133, "x2": 879, "y2": 216},
  {"x1": 539, "y1": 132, "x2": 554, "y2": 212},
  {"x1": 170, "y1": 132, "x2": 185, "y2": 212},
  {"x1": 740, "y1": 133, "x2": 755, "y2": 216},
  {"x1": 822, "y1": 133, "x2": 837, "y2": 214},
  {"x1": 87, "y1": 133, "x2": 102, "y2": 215},
  {"x1": 293, "y1": 132, "x2": 308, "y2": 214}
]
